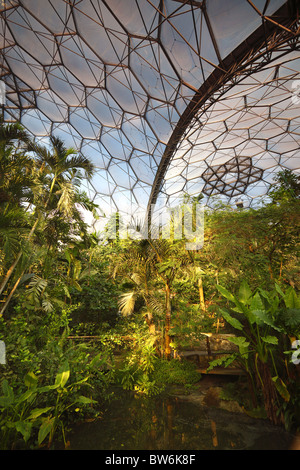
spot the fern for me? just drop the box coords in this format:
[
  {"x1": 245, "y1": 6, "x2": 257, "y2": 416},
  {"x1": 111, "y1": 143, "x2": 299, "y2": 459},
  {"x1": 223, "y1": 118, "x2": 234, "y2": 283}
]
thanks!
[
  {"x1": 27, "y1": 274, "x2": 48, "y2": 304},
  {"x1": 207, "y1": 354, "x2": 238, "y2": 372}
]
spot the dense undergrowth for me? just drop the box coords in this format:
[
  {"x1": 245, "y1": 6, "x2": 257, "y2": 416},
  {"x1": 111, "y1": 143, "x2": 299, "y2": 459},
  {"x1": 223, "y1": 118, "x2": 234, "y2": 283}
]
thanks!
[{"x1": 0, "y1": 121, "x2": 299, "y2": 449}]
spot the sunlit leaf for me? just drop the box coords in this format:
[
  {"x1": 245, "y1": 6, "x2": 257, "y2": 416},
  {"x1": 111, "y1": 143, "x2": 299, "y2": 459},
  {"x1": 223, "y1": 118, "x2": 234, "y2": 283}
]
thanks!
[
  {"x1": 28, "y1": 407, "x2": 53, "y2": 420},
  {"x1": 238, "y1": 280, "x2": 252, "y2": 304},
  {"x1": 24, "y1": 371, "x2": 38, "y2": 389},
  {"x1": 272, "y1": 376, "x2": 290, "y2": 402},
  {"x1": 55, "y1": 361, "x2": 70, "y2": 388},
  {"x1": 261, "y1": 336, "x2": 278, "y2": 345}
]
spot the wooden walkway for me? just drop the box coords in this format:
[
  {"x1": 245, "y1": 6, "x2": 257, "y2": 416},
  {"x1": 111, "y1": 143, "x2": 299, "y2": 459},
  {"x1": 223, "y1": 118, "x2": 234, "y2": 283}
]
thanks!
[{"x1": 62, "y1": 336, "x2": 246, "y2": 376}]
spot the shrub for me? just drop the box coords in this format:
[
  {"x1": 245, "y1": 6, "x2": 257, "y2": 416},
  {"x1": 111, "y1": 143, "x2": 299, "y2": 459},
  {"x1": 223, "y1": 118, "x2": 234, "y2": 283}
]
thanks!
[{"x1": 152, "y1": 358, "x2": 201, "y2": 387}]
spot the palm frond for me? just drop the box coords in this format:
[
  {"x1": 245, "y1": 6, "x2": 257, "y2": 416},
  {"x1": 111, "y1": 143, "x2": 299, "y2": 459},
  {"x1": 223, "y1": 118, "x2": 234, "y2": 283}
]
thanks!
[
  {"x1": 118, "y1": 291, "x2": 137, "y2": 316},
  {"x1": 130, "y1": 273, "x2": 142, "y2": 285},
  {"x1": 64, "y1": 155, "x2": 95, "y2": 179},
  {"x1": 1, "y1": 228, "x2": 23, "y2": 259},
  {"x1": 50, "y1": 136, "x2": 74, "y2": 159},
  {"x1": 57, "y1": 180, "x2": 75, "y2": 217},
  {"x1": 0, "y1": 121, "x2": 31, "y2": 147},
  {"x1": 146, "y1": 294, "x2": 165, "y2": 315}
]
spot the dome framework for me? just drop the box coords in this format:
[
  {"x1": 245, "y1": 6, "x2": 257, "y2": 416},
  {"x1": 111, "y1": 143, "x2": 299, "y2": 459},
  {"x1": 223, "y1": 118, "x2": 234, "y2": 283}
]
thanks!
[{"x1": 0, "y1": 0, "x2": 299, "y2": 227}]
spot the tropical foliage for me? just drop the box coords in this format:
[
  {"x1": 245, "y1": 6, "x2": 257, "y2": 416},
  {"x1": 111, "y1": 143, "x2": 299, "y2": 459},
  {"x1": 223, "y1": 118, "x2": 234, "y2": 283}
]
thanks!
[{"x1": 0, "y1": 119, "x2": 299, "y2": 448}]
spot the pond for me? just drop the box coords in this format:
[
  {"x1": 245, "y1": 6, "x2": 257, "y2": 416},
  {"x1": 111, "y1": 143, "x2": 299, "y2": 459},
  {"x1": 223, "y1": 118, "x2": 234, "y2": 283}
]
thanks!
[{"x1": 63, "y1": 386, "x2": 296, "y2": 451}]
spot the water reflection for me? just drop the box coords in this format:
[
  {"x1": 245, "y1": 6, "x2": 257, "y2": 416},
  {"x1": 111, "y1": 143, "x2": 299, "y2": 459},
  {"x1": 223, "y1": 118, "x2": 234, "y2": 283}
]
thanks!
[{"x1": 65, "y1": 390, "x2": 294, "y2": 450}]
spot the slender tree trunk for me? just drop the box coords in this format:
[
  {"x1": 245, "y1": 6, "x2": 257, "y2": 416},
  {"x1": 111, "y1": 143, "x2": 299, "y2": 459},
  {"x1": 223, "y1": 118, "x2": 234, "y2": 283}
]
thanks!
[
  {"x1": 145, "y1": 311, "x2": 156, "y2": 335},
  {"x1": 0, "y1": 176, "x2": 56, "y2": 314},
  {"x1": 0, "y1": 251, "x2": 22, "y2": 296},
  {"x1": 165, "y1": 283, "x2": 172, "y2": 360},
  {"x1": 0, "y1": 270, "x2": 24, "y2": 316},
  {"x1": 198, "y1": 275, "x2": 205, "y2": 311}
]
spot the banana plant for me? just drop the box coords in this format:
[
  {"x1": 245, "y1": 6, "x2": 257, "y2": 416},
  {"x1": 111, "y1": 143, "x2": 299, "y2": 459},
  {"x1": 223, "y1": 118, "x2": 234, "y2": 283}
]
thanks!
[{"x1": 209, "y1": 280, "x2": 300, "y2": 425}]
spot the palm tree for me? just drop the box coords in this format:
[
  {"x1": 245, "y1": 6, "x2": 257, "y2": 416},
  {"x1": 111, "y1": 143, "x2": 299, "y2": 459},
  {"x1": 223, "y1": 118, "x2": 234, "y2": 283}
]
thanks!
[
  {"x1": 0, "y1": 133, "x2": 95, "y2": 316},
  {"x1": 0, "y1": 119, "x2": 31, "y2": 153},
  {"x1": 115, "y1": 234, "x2": 189, "y2": 359},
  {"x1": 0, "y1": 120, "x2": 35, "y2": 211},
  {"x1": 147, "y1": 238, "x2": 189, "y2": 359},
  {"x1": 32, "y1": 136, "x2": 94, "y2": 213},
  {"x1": 0, "y1": 120, "x2": 36, "y2": 296},
  {"x1": 116, "y1": 239, "x2": 163, "y2": 335}
]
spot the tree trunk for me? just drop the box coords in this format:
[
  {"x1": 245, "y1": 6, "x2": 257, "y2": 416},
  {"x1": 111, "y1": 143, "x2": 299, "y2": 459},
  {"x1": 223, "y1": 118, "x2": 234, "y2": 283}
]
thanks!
[
  {"x1": 165, "y1": 283, "x2": 172, "y2": 360},
  {"x1": 198, "y1": 275, "x2": 205, "y2": 311},
  {"x1": 145, "y1": 311, "x2": 156, "y2": 335},
  {"x1": 0, "y1": 251, "x2": 22, "y2": 296},
  {"x1": 0, "y1": 175, "x2": 56, "y2": 313}
]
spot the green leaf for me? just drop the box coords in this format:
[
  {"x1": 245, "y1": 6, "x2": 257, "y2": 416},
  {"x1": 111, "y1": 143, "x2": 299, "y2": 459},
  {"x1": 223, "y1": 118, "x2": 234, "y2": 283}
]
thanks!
[
  {"x1": 18, "y1": 389, "x2": 36, "y2": 404},
  {"x1": 220, "y1": 308, "x2": 243, "y2": 331},
  {"x1": 207, "y1": 354, "x2": 237, "y2": 372},
  {"x1": 0, "y1": 396, "x2": 13, "y2": 407},
  {"x1": 39, "y1": 384, "x2": 60, "y2": 393},
  {"x1": 275, "y1": 283, "x2": 285, "y2": 298},
  {"x1": 64, "y1": 249, "x2": 71, "y2": 265},
  {"x1": 24, "y1": 371, "x2": 38, "y2": 389},
  {"x1": 216, "y1": 285, "x2": 236, "y2": 303},
  {"x1": 75, "y1": 396, "x2": 97, "y2": 405},
  {"x1": 284, "y1": 288, "x2": 300, "y2": 309},
  {"x1": 238, "y1": 280, "x2": 252, "y2": 304},
  {"x1": 228, "y1": 336, "x2": 249, "y2": 348},
  {"x1": 250, "y1": 292, "x2": 264, "y2": 311},
  {"x1": 279, "y1": 308, "x2": 300, "y2": 327},
  {"x1": 90, "y1": 352, "x2": 103, "y2": 368},
  {"x1": 272, "y1": 376, "x2": 290, "y2": 402},
  {"x1": 2, "y1": 380, "x2": 14, "y2": 401},
  {"x1": 28, "y1": 407, "x2": 53, "y2": 420},
  {"x1": 15, "y1": 421, "x2": 32, "y2": 443},
  {"x1": 55, "y1": 361, "x2": 70, "y2": 388},
  {"x1": 251, "y1": 310, "x2": 282, "y2": 332},
  {"x1": 228, "y1": 336, "x2": 250, "y2": 357},
  {"x1": 261, "y1": 336, "x2": 278, "y2": 345},
  {"x1": 70, "y1": 279, "x2": 82, "y2": 292},
  {"x1": 38, "y1": 417, "x2": 55, "y2": 445},
  {"x1": 217, "y1": 285, "x2": 248, "y2": 315}
]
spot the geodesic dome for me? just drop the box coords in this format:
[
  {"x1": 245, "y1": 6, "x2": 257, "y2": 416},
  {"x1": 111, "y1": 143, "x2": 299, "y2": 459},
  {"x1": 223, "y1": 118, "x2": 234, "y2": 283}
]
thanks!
[{"x1": 1, "y1": 0, "x2": 299, "y2": 227}]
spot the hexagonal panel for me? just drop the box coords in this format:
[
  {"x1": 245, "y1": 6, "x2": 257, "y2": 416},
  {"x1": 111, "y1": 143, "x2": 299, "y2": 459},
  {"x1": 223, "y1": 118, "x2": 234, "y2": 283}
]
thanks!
[{"x1": 0, "y1": 0, "x2": 298, "y2": 219}]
